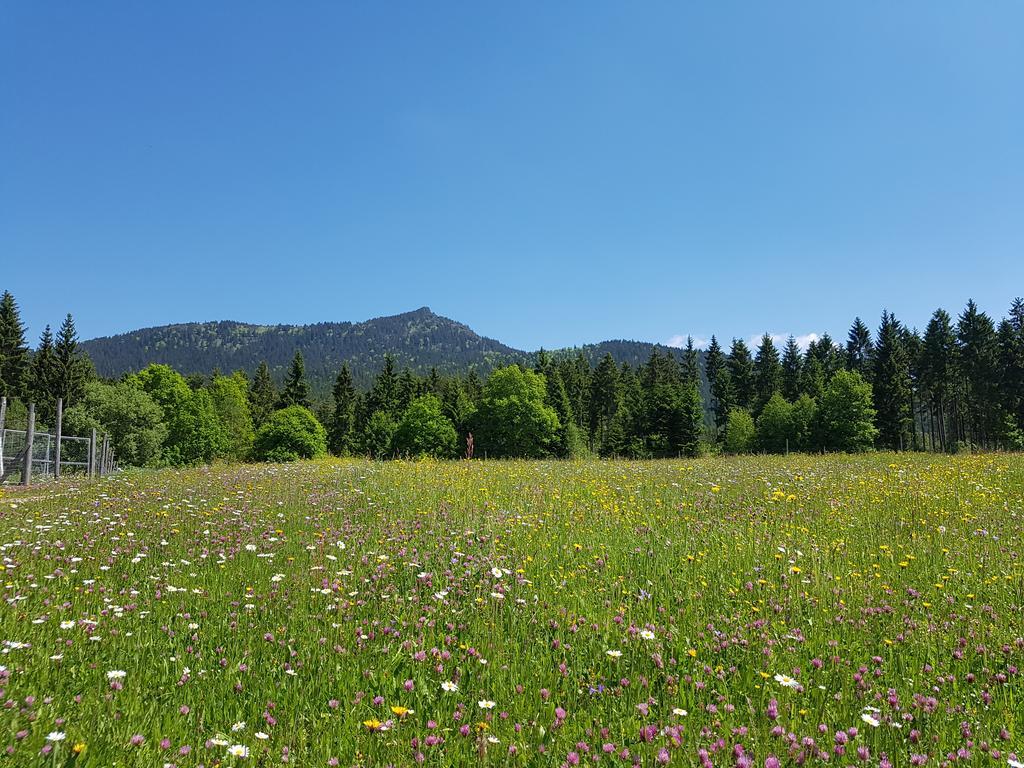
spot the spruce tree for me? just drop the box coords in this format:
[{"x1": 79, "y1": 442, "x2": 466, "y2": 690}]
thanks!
[
  {"x1": 956, "y1": 300, "x2": 1000, "y2": 447},
  {"x1": 0, "y1": 290, "x2": 29, "y2": 400},
  {"x1": 845, "y1": 317, "x2": 874, "y2": 379},
  {"x1": 589, "y1": 353, "x2": 621, "y2": 454},
  {"x1": 677, "y1": 382, "x2": 703, "y2": 458},
  {"x1": 726, "y1": 339, "x2": 755, "y2": 411},
  {"x1": 753, "y1": 334, "x2": 782, "y2": 412},
  {"x1": 279, "y1": 351, "x2": 311, "y2": 409},
  {"x1": 920, "y1": 309, "x2": 956, "y2": 451},
  {"x1": 997, "y1": 298, "x2": 1024, "y2": 440},
  {"x1": 329, "y1": 364, "x2": 356, "y2": 455},
  {"x1": 31, "y1": 325, "x2": 58, "y2": 423},
  {"x1": 705, "y1": 336, "x2": 732, "y2": 435},
  {"x1": 781, "y1": 336, "x2": 803, "y2": 401},
  {"x1": 681, "y1": 337, "x2": 700, "y2": 387},
  {"x1": 249, "y1": 361, "x2": 278, "y2": 427},
  {"x1": 367, "y1": 355, "x2": 399, "y2": 417},
  {"x1": 872, "y1": 310, "x2": 912, "y2": 450},
  {"x1": 53, "y1": 313, "x2": 89, "y2": 410}
]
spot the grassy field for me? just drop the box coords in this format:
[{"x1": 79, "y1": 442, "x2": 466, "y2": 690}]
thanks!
[{"x1": 1, "y1": 454, "x2": 1022, "y2": 767}]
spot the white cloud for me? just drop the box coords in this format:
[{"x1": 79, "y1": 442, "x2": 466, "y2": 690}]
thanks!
[
  {"x1": 745, "y1": 332, "x2": 819, "y2": 352},
  {"x1": 665, "y1": 335, "x2": 710, "y2": 350}
]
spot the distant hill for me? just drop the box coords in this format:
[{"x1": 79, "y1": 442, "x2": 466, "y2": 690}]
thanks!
[{"x1": 82, "y1": 307, "x2": 700, "y2": 393}]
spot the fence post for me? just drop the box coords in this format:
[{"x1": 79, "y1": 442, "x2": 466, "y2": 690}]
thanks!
[
  {"x1": 89, "y1": 429, "x2": 97, "y2": 479},
  {"x1": 0, "y1": 396, "x2": 6, "y2": 478},
  {"x1": 22, "y1": 403, "x2": 35, "y2": 487},
  {"x1": 100, "y1": 435, "x2": 109, "y2": 477},
  {"x1": 54, "y1": 398, "x2": 63, "y2": 479}
]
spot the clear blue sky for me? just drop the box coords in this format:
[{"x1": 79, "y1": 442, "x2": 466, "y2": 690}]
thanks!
[{"x1": 2, "y1": 3, "x2": 1022, "y2": 352}]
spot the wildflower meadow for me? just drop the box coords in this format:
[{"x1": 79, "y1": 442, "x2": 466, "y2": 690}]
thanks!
[{"x1": 0, "y1": 454, "x2": 1022, "y2": 767}]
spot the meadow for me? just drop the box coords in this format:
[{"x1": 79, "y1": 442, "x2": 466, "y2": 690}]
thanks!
[{"x1": 0, "y1": 454, "x2": 1022, "y2": 767}]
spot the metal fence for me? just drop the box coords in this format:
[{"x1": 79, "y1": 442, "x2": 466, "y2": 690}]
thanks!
[{"x1": 0, "y1": 397, "x2": 115, "y2": 486}]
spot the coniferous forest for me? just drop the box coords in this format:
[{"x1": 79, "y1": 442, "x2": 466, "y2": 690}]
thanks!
[{"x1": 2, "y1": 289, "x2": 1023, "y2": 466}]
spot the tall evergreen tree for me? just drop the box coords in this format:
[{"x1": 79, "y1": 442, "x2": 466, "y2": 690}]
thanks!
[
  {"x1": 279, "y1": 351, "x2": 311, "y2": 409},
  {"x1": 726, "y1": 339, "x2": 755, "y2": 411},
  {"x1": 0, "y1": 291, "x2": 29, "y2": 400},
  {"x1": 845, "y1": 317, "x2": 874, "y2": 380},
  {"x1": 681, "y1": 337, "x2": 700, "y2": 387},
  {"x1": 53, "y1": 313, "x2": 89, "y2": 410},
  {"x1": 329, "y1": 364, "x2": 356, "y2": 455},
  {"x1": 872, "y1": 311, "x2": 912, "y2": 450},
  {"x1": 704, "y1": 336, "x2": 732, "y2": 435},
  {"x1": 589, "y1": 353, "x2": 621, "y2": 454},
  {"x1": 367, "y1": 354, "x2": 399, "y2": 417},
  {"x1": 31, "y1": 326, "x2": 58, "y2": 423},
  {"x1": 249, "y1": 361, "x2": 278, "y2": 427},
  {"x1": 956, "y1": 299, "x2": 1000, "y2": 447},
  {"x1": 920, "y1": 309, "x2": 957, "y2": 451},
  {"x1": 677, "y1": 382, "x2": 703, "y2": 458},
  {"x1": 753, "y1": 334, "x2": 782, "y2": 412},
  {"x1": 781, "y1": 336, "x2": 803, "y2": 401},
  {"x1": 997, "y1": 298, "x2": 1024, "y2": 439}
]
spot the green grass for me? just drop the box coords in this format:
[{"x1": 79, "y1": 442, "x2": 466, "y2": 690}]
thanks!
[{"x1": 1, "y1": 453, "x2": 1022, "y2": 766}]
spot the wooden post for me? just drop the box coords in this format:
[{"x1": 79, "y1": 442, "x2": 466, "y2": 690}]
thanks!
[
  {"x1": 54, "y1": 398, "x2": 63, "y2": 478},
  {"x1": 22, "y1": 403, "x2": 35, "y2": 486},
  {"x1": 0, "y1": 396, "x2": 6, "y2": 478},
  {"x1": 100, "y1": 435, "x2": 109, "y2": 477},
  {"x1": 89, "y1": 429, "x2": 97, "y2": 479}
]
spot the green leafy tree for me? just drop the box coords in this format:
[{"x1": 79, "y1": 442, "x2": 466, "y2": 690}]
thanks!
[
  {"x1": 249, "y1": 361, "x2": 278, "y2": 427},
  {"x1": 64, "y1": 380, "x2": 167, "y2": 466},
  {"x1": 130, "y1": 364, "x2": 224, "y2": 465},
  {"x1": 0, "y1": 291, "x2": 29, "y2": 400},
  {"x1": 252, "y1": 405, "x2": 327, "y2": 462},
  {"x1": 756, "y1": 393, "x2": 794, "y2": 453},
  {"x1": 816, "y1": 370, "x2": 878, "y2": 452},
  {"x1": 361, "y1": 410, "x2": 398, "y2": 459},
  {"x1": 791, "y1": 394, "x2": 817, "y2": 452},
  {"x1": 279, "y1": 351, "x2": 311, "y2": 409},
  {"x1": 209, "y1": 372, "x2": 255, "y2": 460},
  {"x1": 392, "y1": 394, "x2": 458, "y2": 458},
  {"x1": 473, "y1": 366, "x2": 560, "y2": 458},
  {"x1": 329, "y1": 364, "x2": 356, "y2": 455},
  {"x1": 723, "y1": 408, "x2": 755, "y2": 454}
]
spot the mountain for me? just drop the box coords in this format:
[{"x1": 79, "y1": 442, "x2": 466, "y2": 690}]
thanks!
[{"x1": 81, "y1": 307, "x2": 696, "y2": 393}]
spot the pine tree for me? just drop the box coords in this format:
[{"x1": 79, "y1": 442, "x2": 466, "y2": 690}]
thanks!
[
  {"x1": 367, "y1": 355, "x2": 399, "y2": 417},
  {"x1": 845, "y1": 318, "x2": 874, "y2": 379},
  {"x1": 589, "y1": 353, "x2": 621, "y2": 454},
  {"x1": 249, "y1": 361, "x2": 278, "y2": 427},
  {"x1": 31, "y1": 326, "x2": 58, "y2": 424},
  {"x1": 279, "y1": 351, "x2": 311, "y2": 409},
  {"x1": 681, "y1": 337, "x2": 700, "y2": 387},
  {"x1": 920, "y1": 309, "x2": 956, "y2": 451},
  {"x1": 781, "y1": 336, "x2": 803, "y2": 401},
  {"x1": 872, "y1": 310, "x2": 912, "y2": 450},
  {"x1": 53, "y1": 313, "x2": 89, "y2": 410},
  {"x1": 704, "y1": 336, "x2": 732, "y2": 436},
  {"x1": 329, "y1": 364, "x2": 356, "y2": 455},
  {"x1": 956, "y1": 300, "x2": 1000, "y2": 448},
  {"x1": 998, "y1": 298, "x2": 1024, "y2": 440},
  {"x1": 677, "y1": 382, "x2": 703, "y2": 458},
  {"x1": 727, "y1": 339, "x2": 755, "y2": 411},
  {"x1": 753, "y1": 334, "x2": 782, "y2": 412},
  {"x1": 0, "y1": 290, "x2": 29, "y2": 400}
]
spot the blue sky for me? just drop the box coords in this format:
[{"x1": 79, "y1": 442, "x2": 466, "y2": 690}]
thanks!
[{"x1": 2, "y1": 3, "x2": 1022, "y2": 352}]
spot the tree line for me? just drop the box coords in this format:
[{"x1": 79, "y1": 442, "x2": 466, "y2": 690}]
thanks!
[{"x1": 1, "y1": 289, "x2": 1022, "y2": 465}]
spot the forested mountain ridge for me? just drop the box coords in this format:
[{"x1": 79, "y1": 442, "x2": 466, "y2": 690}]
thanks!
[{"x1": 81, "y1": 307, "x2": 685, "y2": 391}]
